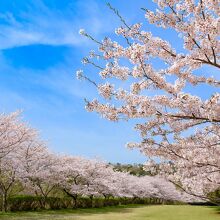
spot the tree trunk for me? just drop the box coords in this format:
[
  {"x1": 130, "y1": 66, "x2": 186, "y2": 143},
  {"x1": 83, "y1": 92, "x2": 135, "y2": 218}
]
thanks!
[
  {"x1": 62, "y1": 189, "x2": 78, "y2": 208},
  {"x1": 2, "y1": 192, "x2": 8, "y2": 212},
  {"x1": 103, "y1": 195, "x2": 108, "y2": 206},
  {"x1": 132, "y1": 196, "x2": 137, "y2": 203},
  {"x1": 90, "y1": 195, "x2": 94, "y2": 208},
  {"x1": 73, "y1": 195, "x2": 78, "y2": 208},
  {"x1": 42, "y1": 196, "x2": 47, "y2": 209}
]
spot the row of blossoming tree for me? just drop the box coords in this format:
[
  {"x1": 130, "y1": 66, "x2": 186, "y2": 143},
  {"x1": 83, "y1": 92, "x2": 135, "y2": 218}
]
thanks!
[
  {"x1": 77, "y1": 0, "x2": 220, "y2": 204},
  {"x1": 0, "y1": 112, "x2": 194, "y2": 212}
]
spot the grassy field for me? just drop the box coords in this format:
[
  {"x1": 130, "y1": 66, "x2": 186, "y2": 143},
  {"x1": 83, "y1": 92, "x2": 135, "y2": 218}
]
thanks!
[{"x1": 0, "y1": 205, "x2": 219, "y2": 220}]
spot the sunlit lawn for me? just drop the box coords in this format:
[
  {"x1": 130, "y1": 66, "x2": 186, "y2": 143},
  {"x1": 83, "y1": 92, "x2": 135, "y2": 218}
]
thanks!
[{"x1": 0, "y1": 205, "x2": 219, "y2": 220}]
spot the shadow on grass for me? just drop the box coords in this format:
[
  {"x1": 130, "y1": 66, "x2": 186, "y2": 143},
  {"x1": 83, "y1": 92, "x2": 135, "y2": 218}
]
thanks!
[
  {"x1": 0, "y1": 204, "x2": 146, "y2": 218},
  {"x1": 208, "y1": 206, "x2": 220, "y2": 215}
]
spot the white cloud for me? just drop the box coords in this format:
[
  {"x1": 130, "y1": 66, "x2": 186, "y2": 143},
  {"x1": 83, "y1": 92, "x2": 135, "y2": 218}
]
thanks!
[{"x1": 0, "y1": 0, "x2": 116, "y2": 50}]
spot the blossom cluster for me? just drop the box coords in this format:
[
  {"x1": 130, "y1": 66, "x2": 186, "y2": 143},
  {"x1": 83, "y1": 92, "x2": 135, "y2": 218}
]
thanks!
[
  {"x1": 78, "y1": 0, "x2": 220, "y2": 202},
  {"x1": 0, "y1": 112, "x2": 195, "y2": 211}
]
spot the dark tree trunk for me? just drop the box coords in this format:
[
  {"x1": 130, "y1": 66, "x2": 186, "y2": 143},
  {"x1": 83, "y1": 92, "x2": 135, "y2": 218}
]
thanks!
[
  {"x1": 63, "y1": 189, "x2": 78, "y2": 208},
  {"x1": 2, "y1": 192, "x2": 8, "y2": 212},
  {"x1": 72, "y1": 195, "x2": 78, "y2": 208},
  {"x1": 90, "y1": 195, "x2": 94, "y2": 208},
  {"x1": 42, "y1": 196, "x2": 47, "y2": 209}
]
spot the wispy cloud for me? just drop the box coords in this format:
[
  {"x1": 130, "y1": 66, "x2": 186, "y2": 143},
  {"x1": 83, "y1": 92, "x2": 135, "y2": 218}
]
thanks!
[
  {"x1": 0, "y1": 0, "x2": 152, "y2": 163},
  {"x1": 0, "y1": 0, "x2": 116, "y2": 50}
]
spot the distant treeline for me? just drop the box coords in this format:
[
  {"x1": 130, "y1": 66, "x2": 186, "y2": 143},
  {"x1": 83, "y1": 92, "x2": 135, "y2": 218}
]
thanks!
[{"x1": 111, "y1": 163, "x2": 153, "y2": 177}]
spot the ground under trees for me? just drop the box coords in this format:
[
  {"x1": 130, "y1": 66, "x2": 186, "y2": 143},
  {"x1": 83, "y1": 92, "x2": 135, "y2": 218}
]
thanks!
[{"x1": 0, "y1": 205, "x2": 219, "y2": 220}]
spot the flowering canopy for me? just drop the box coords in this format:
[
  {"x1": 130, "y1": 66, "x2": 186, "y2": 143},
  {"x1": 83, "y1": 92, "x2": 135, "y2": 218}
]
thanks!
[
  {"x1": 78, "y1": 0, "x2": 220, "y2": 200},
  {"x1": 0, "y1": 111, "x2": 193, "y2": 211}
]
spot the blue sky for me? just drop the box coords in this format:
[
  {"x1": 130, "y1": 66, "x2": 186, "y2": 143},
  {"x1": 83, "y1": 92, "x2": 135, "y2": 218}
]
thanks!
[{"x1": 0, "y1": 0, "x2": 217, "y2": 163}]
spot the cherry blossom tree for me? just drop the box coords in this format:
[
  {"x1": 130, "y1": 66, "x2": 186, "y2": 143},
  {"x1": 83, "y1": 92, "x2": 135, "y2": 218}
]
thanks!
[
  {"x1": 114, "y1": 173, "x2": 191, "y2": 202},
  {"x1": 57, "y1": 156, "x2": 186, "y2": 204},
  {"x1": 57, "y1": 156, "x2": 90, "y2": 207},
  {"x1": 0, "y1": 153, "x2": 22, "y2": 212},
  {"x1": 78, "y1": 0, "x2": 220, "y2": 202},
  {"x1": 18, "y1": 142, "x2": 60, "y2": 209},
  {"x1": 0, "y1": 111, "x2": 192, "y2": 211},
  {"x1": 0, "y1": 112, "x2": 38, "y2": 211},
  {"x1": 58, "y1": 157, "x2": 123, "y2": 206},
  {"x1": 78, "y1": 159, "x2": 116, "y2": 202},
  {"x1": 0, "y1": 112, "x2": 36, "y2": 159}
]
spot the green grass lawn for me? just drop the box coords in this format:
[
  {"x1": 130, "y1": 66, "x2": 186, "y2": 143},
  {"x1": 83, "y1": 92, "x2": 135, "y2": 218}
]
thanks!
[{"x1": 0, "y1": 205, "x2": 219, "y2": 220}]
